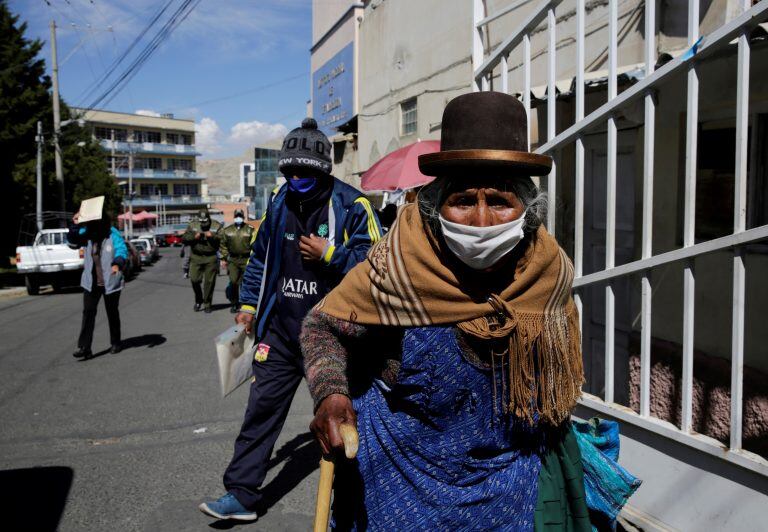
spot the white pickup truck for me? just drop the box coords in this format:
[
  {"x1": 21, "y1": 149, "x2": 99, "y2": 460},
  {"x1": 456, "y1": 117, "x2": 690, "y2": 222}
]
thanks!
[{"x1": 15, "y1": 228, "x2": 84, "y2": 295}]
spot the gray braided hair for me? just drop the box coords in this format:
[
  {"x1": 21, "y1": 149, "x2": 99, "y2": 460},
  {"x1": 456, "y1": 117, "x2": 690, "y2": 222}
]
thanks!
[{"x1": 417, "y1": 176, "x2": 547, "y2": 237}]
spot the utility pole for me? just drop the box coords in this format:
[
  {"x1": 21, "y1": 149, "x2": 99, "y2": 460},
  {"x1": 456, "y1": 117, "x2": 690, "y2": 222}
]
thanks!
[
  {"x1": 36, "y1": 121, "x2": 44, "y2": 232},
  {"x1": 50, "y1": 20, "x2": 65, "y2": 212},
  {"x1": 110, "y1": 129, "x2": 116, "y2": 175},
  {"x1": 128, "y1": 151, "x2": 134, "y2": 237}
]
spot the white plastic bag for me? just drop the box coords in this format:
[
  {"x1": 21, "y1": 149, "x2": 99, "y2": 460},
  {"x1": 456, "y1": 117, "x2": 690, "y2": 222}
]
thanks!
[{"x1": 214, "y1": 325, "x2": 256, "y2": 397}]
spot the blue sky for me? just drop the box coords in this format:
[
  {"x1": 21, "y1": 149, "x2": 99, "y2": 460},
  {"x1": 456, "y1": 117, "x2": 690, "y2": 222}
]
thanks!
[{"x1": 9, "y1": 0, "x2": 313, "y2": 158}]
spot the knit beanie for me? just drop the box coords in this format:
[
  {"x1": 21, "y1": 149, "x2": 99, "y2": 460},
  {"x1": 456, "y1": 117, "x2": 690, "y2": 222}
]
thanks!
[{"x1": 278, "y1": 118, "x2": 332, "y2": 176}]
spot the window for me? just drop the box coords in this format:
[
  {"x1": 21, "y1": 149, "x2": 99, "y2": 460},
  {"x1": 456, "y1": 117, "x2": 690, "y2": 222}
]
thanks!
[
  {"x1": 181, "y1": 134, "x2": 192, "y2": 145},
  {"x1": 136, "y1": 157, "x2": 162, "y2": 170},
  {"x1": 39, "y1": 232, "x2": 67, "y2": 245},
  {"x1": 173, "y1": 183, "x2": 199, "y2": 195},
  {"x1": 690, "y1": 115, "x2": 768, "y2": 241},
  {"x1": 134, "y1": 129, "x2": 161, "y2": 143},
  {"x1": 401, "y1": 98, "x2": 417, "y2": 136},
  {"x1": 168, "y1": 158, "x2": 193, "y2": 171},
  {"x1": 94, "y1": 127, "x2": 126, "y2": 141},
  {"x1": 140, "y1": 184, "x2": 168, "y2": 196},
  {"x1": 166, "y1": 132, "x2": 179, "y2": 144}
]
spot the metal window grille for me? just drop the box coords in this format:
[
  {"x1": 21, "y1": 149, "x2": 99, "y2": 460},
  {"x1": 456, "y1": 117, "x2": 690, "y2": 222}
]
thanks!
[
  {"x1": 401, "y1": 98, "x2": 418, "y2": 136},
  {"x1": 473, "y1": 0, "x2": 768, "y2": 476}
]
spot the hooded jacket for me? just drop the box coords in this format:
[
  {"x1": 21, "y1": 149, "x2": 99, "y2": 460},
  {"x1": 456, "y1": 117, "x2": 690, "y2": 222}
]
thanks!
[
  {"x1": 68, "y1": 225, "x2": 128, "y2": 294},
  {"x1": 239, "y1": 179, "x2": 382, "y2": 341}
]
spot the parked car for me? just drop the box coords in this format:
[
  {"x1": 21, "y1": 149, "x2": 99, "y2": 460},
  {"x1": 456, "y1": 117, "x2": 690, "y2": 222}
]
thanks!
[
  {"x1": 164, "y1": 233, "x2": 183, "y2": 247},
  {"x1": 126, "y1": 241, "x2": 141, "y2": 277},
  {"x1": 15, "y1": 228, "x2": 84, "y2": 295},
  {"x1": 130, "y1": 239, "x2": 153, "y2": 265},
  {"x1": 134, "y1": 235, "x2": 159, "y2": 262},
  {"x1": 156, "y1": 233, "x2": 170, "y2": 247}
]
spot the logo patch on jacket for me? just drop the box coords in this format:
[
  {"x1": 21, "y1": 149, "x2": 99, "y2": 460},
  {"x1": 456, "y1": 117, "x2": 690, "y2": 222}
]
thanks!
[
  {"x1": 281, "y1": 278, "x2": 318, "y2": 299},
  {"x1": 254, "y1": 343, "x2": 270, "y2": 362},
  {"x1": 317, "y1": 223, "x2": 329, "y2": 237}
]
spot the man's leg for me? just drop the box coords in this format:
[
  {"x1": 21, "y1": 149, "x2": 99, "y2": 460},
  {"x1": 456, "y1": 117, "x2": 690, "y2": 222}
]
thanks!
[
  {"x1": 223, "y1": 341, "x2": 304, "y2": 510},
  {"x1": 202, "y1": 259, "x2": 217, "y2": 309},
  {"x1": 77, "y1": 288, "x2": 102, "y2": 351},
  {"x1": 189, "y1": 259, "x2": 204, "y2": 307},
  {"x1": 103, "y1": 290, "x2": 122, "y2": 347},
  {"x1": 228, "y1": 260, "x2": 245, "y2": 307}
]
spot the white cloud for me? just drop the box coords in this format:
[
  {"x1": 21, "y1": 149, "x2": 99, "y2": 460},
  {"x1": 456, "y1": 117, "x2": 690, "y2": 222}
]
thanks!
[
  {"x1": 195, "y1": 117, "x2": 286, "y2": 158},
  {"x1": 135, "y1": 109, "x2": 161, "y2": 117},
  {"x1": 195, "y1": 117, "x2": 224, "y2": 155},
  {"x1": 229, "y1": 120, "x2": 288, "y2": 149}
]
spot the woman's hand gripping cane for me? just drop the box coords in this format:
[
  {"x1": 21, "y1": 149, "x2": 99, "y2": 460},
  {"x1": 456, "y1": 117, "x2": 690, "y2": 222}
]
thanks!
[{"x1": 311, "y1": 394, "x2": 358, "y2": 532}]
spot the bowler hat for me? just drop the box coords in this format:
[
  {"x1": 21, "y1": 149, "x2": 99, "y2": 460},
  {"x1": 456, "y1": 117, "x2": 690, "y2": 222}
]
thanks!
[{"x1": 418, "y1": 91, "x2": 552, "y2": 177}]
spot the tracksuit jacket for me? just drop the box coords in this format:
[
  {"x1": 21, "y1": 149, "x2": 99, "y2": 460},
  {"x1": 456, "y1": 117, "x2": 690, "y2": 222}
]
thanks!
[
  {"x1": 68, "y1": 226, "x2": 129, "y2": 294},
  {"x1": 239, "y1": 179, "x2": 382, "y2": 342}
]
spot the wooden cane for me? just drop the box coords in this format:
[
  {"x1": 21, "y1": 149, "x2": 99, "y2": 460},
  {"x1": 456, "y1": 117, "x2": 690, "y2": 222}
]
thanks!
[{"x1": 313, "y1": 423, "x2": 359, "y2": 532}]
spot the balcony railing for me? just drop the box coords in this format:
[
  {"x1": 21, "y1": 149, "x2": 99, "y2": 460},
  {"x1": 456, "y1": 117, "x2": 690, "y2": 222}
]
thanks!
[
  {"x1": 114, "y1": 168, "x2": 204, "y2": 180},
  {"x1": 100, "y1": 139, "x2": 200, "y2": 156},
  {"x1": 128, "y1": 195, "x2": 204, "y2": 206}
]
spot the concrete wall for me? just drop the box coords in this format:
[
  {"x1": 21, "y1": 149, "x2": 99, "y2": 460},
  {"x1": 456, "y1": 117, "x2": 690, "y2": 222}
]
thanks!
[
  {"x1": 358, "y1": 0, "x2": 473, "y2": 172},
  {"x1": 311, "y1": 2, "x2": 364, "y2": 185},
  {"x1": 357, "y1": 0, "x2": 736, "y2": 172},
  {"x1": 310, "y1": 14, "x2": 357, "y2": 75},
  {"x1": 312, "y1": 0, "x2": 358, "y2": 45}
]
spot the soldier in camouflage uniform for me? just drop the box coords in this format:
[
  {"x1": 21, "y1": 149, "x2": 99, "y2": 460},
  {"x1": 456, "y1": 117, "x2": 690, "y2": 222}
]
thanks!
[
  {"x1": 219, "y1": 209, "x2": 255, "y2": 313},
  {"x1": 182, "y1": 209, "x2": 222, "y2": 313}
]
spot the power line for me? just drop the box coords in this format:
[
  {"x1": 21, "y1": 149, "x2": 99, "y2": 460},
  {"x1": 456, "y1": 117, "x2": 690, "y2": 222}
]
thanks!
[
  {"x1": 87, "y1": 0, "x2": 203, "y2": 110},
  {"x1": 76, "y1": 0, "x2": 176, "y2": 106},
  {"x1": 164, "y1": 72, "x2": 308, "y2": 112}
]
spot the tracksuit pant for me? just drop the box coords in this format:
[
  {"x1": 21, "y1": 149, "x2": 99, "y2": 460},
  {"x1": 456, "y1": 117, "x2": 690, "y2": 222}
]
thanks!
[
  {"x1": 223, "y1": 335, "x2": 304, "y2": 510},
  {"x1": 78, "y1": 286, "x2": 121, "y2": 350}
]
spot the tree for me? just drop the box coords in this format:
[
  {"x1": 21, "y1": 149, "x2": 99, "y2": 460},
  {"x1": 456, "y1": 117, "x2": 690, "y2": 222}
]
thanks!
[
  {"x1": 0, "y1": 1, "x2": 121, "y2": 265},
  {"x1": 12, "y1": 103, "x2": 123, "y2": 219},
  {"x1": 0, "y1": 1, "x2": 51, "y2": 264}
]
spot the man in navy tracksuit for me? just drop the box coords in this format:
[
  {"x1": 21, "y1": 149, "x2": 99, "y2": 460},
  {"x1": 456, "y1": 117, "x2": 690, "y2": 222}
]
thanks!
[{"x1": 200, "y1": 118, "x2": 382, "y2": 521}]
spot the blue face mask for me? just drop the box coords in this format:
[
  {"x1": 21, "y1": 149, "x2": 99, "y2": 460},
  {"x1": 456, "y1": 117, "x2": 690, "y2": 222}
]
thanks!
[{"x1": 287, "y1": 176, "x2": 317, "y2": 194}]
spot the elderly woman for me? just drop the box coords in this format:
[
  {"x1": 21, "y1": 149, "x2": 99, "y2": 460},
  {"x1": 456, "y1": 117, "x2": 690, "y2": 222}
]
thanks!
[{"x1": 301, "y1": 92, "x2": 590, "y2": 530}]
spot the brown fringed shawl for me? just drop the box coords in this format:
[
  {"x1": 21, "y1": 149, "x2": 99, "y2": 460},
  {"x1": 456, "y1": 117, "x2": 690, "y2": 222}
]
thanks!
[{"x1": 316, "y1": 203, "x2": 584, "y2": 425}]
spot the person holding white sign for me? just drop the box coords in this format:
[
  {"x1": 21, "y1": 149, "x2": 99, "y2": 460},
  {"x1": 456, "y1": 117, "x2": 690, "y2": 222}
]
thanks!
[{"x1": 67, "y1": 198, "x2": 128, "y2": 359}]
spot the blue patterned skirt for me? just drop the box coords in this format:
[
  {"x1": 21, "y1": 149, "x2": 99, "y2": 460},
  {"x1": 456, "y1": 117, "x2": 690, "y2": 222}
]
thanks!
[{"x1": 335, "y1": 327, "x2": 544, "y2": 531}]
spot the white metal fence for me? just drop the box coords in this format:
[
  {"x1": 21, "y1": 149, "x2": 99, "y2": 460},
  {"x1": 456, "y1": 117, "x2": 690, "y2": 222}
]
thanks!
[{"x1": 472, "y1": 0, "x2": 768, "y2": 476}]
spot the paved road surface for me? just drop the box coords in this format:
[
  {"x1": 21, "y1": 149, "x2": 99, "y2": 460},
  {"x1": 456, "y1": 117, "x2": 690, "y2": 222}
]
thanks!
[{"x1": 0, "y1": 249, "x2": 318, "y2": 531}]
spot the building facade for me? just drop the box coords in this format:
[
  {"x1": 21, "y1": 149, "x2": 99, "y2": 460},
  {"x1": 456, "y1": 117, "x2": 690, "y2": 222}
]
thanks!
[
  {"x1": 73, "y1": 108, "x2": 207, "y2": 232},
  {"x1": 354, "y1": 0, "x2": 768, "y2": 529},
  {"x1": 239, "y1": 141, "x2": 284, "y2": 219},
  {"x1": 310, "y1": 1, "x2": 365, "y2": 186}
]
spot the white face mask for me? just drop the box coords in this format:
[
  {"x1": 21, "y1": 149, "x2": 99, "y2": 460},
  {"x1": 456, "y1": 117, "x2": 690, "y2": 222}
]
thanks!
[
  {"x1": 234, "y1": 217, "x2": 244, "y2": 225},
  {"x1": 438, "y1": 212, "x2": 526, "y2": 270}
]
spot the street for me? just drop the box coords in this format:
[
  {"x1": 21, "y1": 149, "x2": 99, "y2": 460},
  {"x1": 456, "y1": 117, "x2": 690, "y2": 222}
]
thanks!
[{"x1": 0, "y1": 249, "x2": 318, "y2": 531}]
